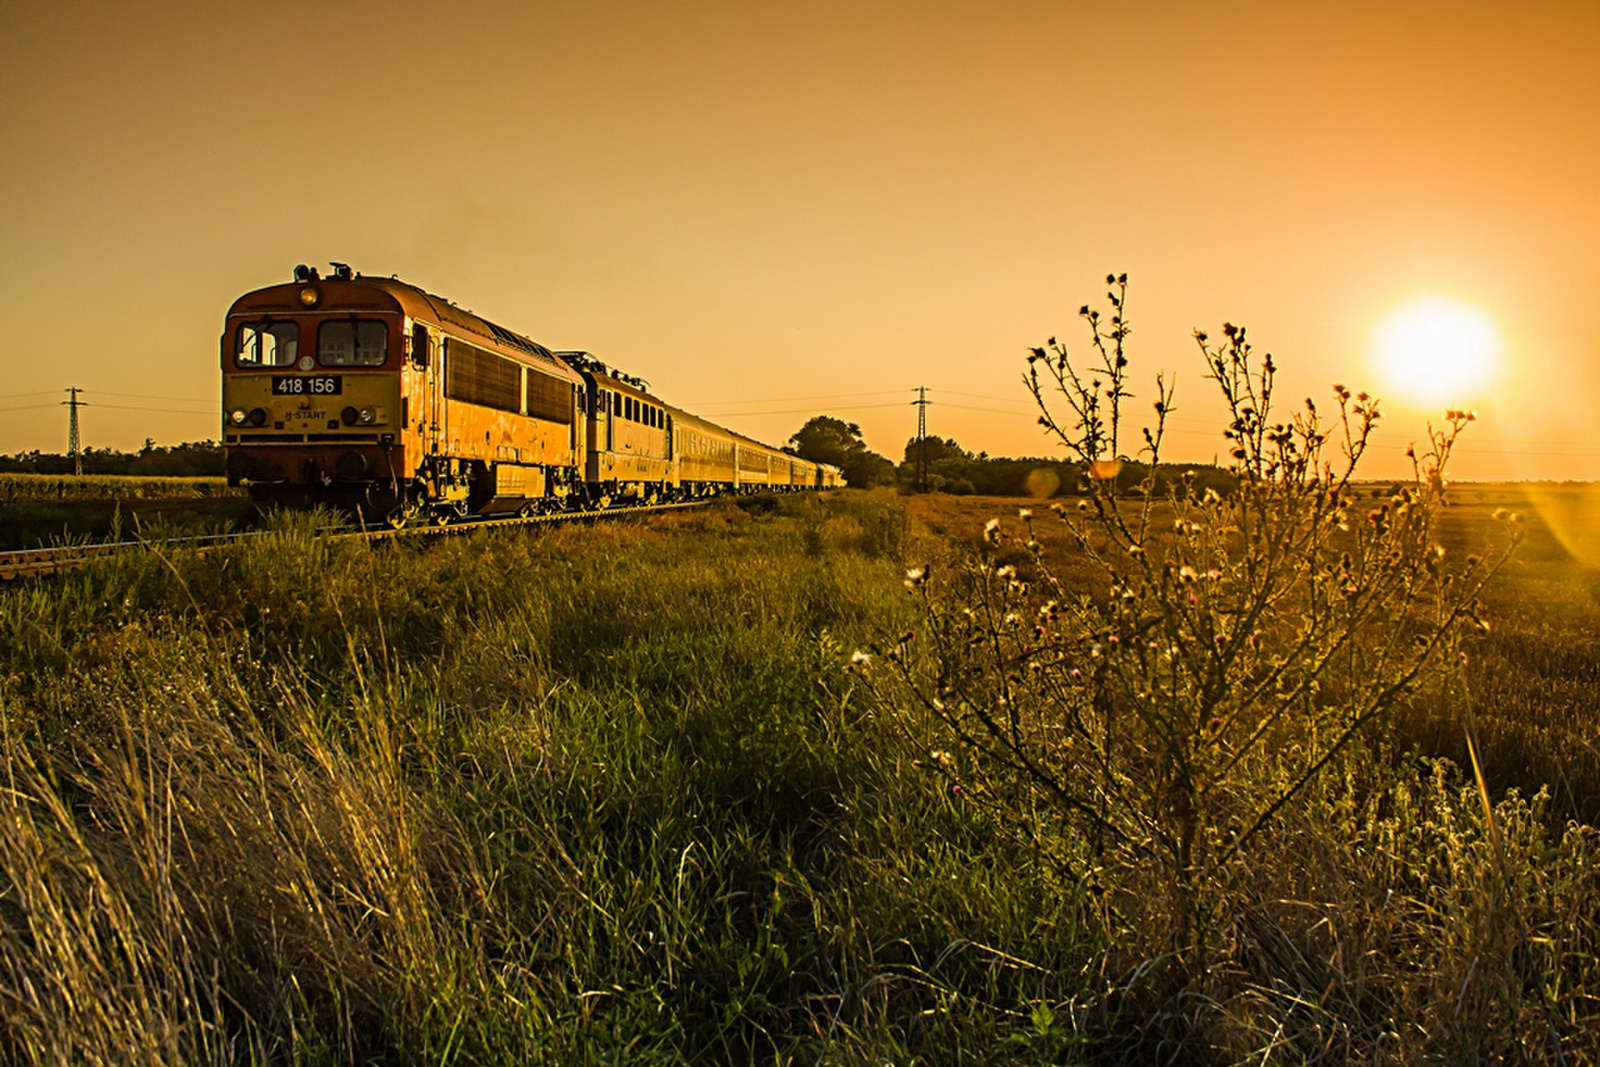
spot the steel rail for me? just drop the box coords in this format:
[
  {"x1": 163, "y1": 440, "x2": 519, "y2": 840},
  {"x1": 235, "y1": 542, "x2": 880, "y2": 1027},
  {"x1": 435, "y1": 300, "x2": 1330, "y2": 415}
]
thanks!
[{"x1": 0, "y1": 498, "x2": 717, "y2": 582}]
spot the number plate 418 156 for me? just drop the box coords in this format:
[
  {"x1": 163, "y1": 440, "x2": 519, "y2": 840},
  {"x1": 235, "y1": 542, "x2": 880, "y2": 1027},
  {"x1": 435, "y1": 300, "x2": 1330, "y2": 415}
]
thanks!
[{"x1": 272, "y1": 376, "x2": 343, "y2": 396}]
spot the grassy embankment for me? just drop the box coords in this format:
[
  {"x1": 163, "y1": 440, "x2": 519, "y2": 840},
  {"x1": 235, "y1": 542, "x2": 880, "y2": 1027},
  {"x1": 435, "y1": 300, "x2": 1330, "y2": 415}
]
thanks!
[
  {"x1": 0, "y1": 473, "x2": 254, "y2": 551},
  {"x1": 2, "y1": 489, "x2": 1598, "y2": 1062}
]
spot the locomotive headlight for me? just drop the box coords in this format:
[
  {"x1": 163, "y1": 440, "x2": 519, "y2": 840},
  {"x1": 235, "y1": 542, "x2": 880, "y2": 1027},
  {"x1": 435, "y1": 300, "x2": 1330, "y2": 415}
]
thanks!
[
  {"x1": 359, "y1": 406, "x2": 375, "y2": 424},
  {"x1": 298, "y1": 286, "x2": 320, "y2": 307},
  {"x1": 230, "y1": 409, "x2": 248, "y2": 426},
  {"x1": 247, "y1": 407, "x2": 268, "y2": 426}
]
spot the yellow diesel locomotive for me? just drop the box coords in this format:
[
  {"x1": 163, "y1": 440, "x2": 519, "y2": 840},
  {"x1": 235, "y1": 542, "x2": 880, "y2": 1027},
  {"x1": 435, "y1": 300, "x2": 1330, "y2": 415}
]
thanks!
[{"x1": 221, "y1": 264, "x2": 841, "y2": 523}]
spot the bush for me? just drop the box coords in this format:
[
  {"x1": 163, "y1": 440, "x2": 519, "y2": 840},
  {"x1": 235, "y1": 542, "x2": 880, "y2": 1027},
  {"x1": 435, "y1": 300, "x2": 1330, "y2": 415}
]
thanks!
[{"x1": 869, "y1": 278, "x2": 1572, "y2": 1053}]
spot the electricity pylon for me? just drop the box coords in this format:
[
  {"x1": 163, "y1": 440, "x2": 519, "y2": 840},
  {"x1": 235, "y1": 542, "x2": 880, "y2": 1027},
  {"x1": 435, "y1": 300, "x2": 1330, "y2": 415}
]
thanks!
[
  {"x1": 911, "y1": 386, "x2": 930, "y2": 493},
  {"x1": 63, "y1": 387, "x2": 85, "y2": 476}
]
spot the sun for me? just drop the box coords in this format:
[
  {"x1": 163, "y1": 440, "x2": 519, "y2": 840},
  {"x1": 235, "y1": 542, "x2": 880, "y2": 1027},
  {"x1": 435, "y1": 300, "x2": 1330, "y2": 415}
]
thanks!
[{"x1": 1367, "y1": 295, "x2": 1504, "y2": 410}]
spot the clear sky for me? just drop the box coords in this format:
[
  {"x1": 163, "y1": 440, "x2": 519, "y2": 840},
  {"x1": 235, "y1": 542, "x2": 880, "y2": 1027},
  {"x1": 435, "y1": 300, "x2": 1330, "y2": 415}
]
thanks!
[{"x1": 2, "y1": 0, "x2": 1596, "y2": 480}]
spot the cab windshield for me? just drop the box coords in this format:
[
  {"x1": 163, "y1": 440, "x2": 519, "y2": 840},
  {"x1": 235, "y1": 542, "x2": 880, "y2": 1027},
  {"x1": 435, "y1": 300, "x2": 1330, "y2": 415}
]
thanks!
[
  {"x1": 236, "y1": 321, "x2": 299, "y2": 367},
  {"x1": 318, "y1": 320, "x2": 388, "y2": 366}
]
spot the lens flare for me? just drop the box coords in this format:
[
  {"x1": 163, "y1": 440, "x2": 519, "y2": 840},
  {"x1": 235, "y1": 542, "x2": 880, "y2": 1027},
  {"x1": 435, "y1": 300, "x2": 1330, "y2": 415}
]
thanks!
[{"x1": 1523, "y1": 484, "x2": 1600, "y2": 570}]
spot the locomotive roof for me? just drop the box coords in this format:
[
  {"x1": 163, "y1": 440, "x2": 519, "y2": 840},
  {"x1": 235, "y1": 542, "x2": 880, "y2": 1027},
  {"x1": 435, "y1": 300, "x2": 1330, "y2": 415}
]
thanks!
[
  {"x1": 228, "y1": 270, "x2": 573, "y2": 377},
  {"x1": 350, "y1": 276, "x2": 570, "y2": 373}
]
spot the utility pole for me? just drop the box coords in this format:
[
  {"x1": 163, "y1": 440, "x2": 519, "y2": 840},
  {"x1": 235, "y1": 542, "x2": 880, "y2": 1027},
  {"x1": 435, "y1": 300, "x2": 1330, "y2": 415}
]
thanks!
[
  {"x1": 911, "y1": 386, "x2": 930, "y2": 493},
  {"x1": 63, "y1": 387, "x2": 86, "y2": 476}
]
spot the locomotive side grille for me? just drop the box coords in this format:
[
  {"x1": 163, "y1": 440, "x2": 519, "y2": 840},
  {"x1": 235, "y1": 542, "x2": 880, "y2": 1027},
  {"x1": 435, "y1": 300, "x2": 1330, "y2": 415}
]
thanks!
[
  {"x1": 445, "y1": 338, "x2": 520, "y2": 413},
  {"x1": 526, "y1": 369, "x2": 574, "y2": 424},
  {"x1": 445, "y1": 336, "x2": 574, "y2": 424}
]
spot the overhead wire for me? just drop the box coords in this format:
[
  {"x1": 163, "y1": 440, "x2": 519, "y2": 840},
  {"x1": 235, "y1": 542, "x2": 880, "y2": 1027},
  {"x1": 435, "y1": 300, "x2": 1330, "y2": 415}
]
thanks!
[
  {"x1": 93, "y1": 403, "x2": 216, "y2": 416},
  {"x1": 681, "y1": 388, "x2": 907, "y2": 407},
  {"x1": 95, "y1": 390, "x2": 216, "y2": 404},
  {"x1": 694, "y1": 401, "x2": 909, "y2": 418}
]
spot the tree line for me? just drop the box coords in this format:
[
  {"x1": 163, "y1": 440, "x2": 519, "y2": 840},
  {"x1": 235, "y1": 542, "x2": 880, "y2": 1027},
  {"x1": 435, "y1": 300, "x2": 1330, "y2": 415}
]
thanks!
[
  {"x1": 0, "y1": 440, "x2": 224, "y2": 476},
  {"x1": 786, "y1": 415, "x2": 1236, "y2": 497}
]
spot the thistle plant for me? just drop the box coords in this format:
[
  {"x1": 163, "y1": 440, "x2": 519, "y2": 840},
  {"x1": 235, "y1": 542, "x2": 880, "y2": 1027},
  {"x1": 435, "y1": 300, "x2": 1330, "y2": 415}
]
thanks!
[{"x1": 883, "y1": 277, "x2": 1519, "y2": 977}]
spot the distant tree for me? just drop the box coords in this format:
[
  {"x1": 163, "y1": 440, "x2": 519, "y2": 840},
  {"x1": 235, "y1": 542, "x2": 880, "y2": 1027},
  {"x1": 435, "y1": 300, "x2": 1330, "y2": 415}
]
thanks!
[
  {"x1": 0, "y1": 441, "x2": 224, "y2": 477},
  {"x1": 901, "y1": 435, "x2": 968, "y2": 467},
  {"x1": 789, "y1": 416, "x2": 863, "y2": 468},
  {"x1": 842, "y1": 450, "x2": 897, "y2": 488},
  {"x1": 788, "y1": 416, "x2": 896, "y2": 487}
]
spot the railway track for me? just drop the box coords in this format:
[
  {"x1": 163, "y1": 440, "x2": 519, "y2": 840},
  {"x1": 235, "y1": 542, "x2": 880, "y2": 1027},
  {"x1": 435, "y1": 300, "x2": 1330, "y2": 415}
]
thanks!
[{"x1": 0, "y1": 499, "x2": 713, "y2": 582}]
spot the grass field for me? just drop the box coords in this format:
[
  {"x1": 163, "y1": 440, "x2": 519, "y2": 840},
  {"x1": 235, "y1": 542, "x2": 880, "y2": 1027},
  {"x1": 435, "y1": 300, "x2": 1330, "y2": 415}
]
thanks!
[
  {"x1": 0, "y1": 473, "x2": 254, "y2": 551},
  {"x1": 1, "y1": 488, "x2": 1598, "y2": 1063}
]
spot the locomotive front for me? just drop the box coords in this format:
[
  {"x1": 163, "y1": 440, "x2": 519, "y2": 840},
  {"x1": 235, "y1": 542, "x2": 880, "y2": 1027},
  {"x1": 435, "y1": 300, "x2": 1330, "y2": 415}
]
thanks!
[{"x1": 221, "y1": 264, "x2": 408, "y2": 512}]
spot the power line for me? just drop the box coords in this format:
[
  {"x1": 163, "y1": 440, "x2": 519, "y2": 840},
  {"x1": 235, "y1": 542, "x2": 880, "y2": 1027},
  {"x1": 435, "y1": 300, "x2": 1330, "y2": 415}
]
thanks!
[
  {"x1": 942, "y1": 401, "x2": 1040, "y2": 417},
  {"x1": 96, "y1": 390, "x2": 216, "y2": 404},
  {"x1": 94, "y1": 403, "x2": 216, "y2": 416},
  {"x1": 935, "y1": 388, "x2": 1036, "y2": 406},
  {"x1": 681, "y1": 388, "x2": 908, "y2": 407},
  {"x1": 694, "y1": 401, "x2": 907, "y2": 418}
]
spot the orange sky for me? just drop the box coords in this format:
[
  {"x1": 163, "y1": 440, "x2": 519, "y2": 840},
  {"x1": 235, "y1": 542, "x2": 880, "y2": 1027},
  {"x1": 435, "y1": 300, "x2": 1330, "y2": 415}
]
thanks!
[{"x1": 1, "y1": 0, "x2": 1596, "y2": 480}]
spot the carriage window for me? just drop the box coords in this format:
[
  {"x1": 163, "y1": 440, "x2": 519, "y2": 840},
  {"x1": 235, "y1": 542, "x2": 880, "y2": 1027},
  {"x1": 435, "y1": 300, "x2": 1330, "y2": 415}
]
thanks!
[
  {"x1": 236, "y1": 321, "x2": 299, "y2": 367},
  {"x1": 318, "y1": 320, "x2": 388, "y2": 366}
]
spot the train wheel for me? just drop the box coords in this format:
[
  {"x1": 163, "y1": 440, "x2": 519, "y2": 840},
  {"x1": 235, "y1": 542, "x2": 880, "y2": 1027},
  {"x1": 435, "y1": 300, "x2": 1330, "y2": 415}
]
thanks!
[
  {"x1": 387, "y1": 499, "x2": 426, "y2": 529},
  {"x1": 430, "y1": 502, "x2": 466, "y2": 526}
]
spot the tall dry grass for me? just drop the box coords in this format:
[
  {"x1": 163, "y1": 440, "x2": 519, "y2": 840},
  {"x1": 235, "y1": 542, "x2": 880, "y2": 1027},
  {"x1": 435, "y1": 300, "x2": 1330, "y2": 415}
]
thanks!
[{"x1": 1, "y1": 484, "x2": 1598, "y2": 1061}]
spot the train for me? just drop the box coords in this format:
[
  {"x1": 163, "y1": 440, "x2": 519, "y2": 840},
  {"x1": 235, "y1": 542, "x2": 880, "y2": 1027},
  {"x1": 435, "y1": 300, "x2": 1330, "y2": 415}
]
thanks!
[{"x1": 220, "y1": 264, "x2": 842, "y2": 523}]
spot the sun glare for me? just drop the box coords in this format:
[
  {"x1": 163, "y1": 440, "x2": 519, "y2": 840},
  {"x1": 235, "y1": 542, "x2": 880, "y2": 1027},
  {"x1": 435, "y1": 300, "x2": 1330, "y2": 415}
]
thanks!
[{"x1": 1368, "y1": 295, "x2": 1504, "y2": 410}]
